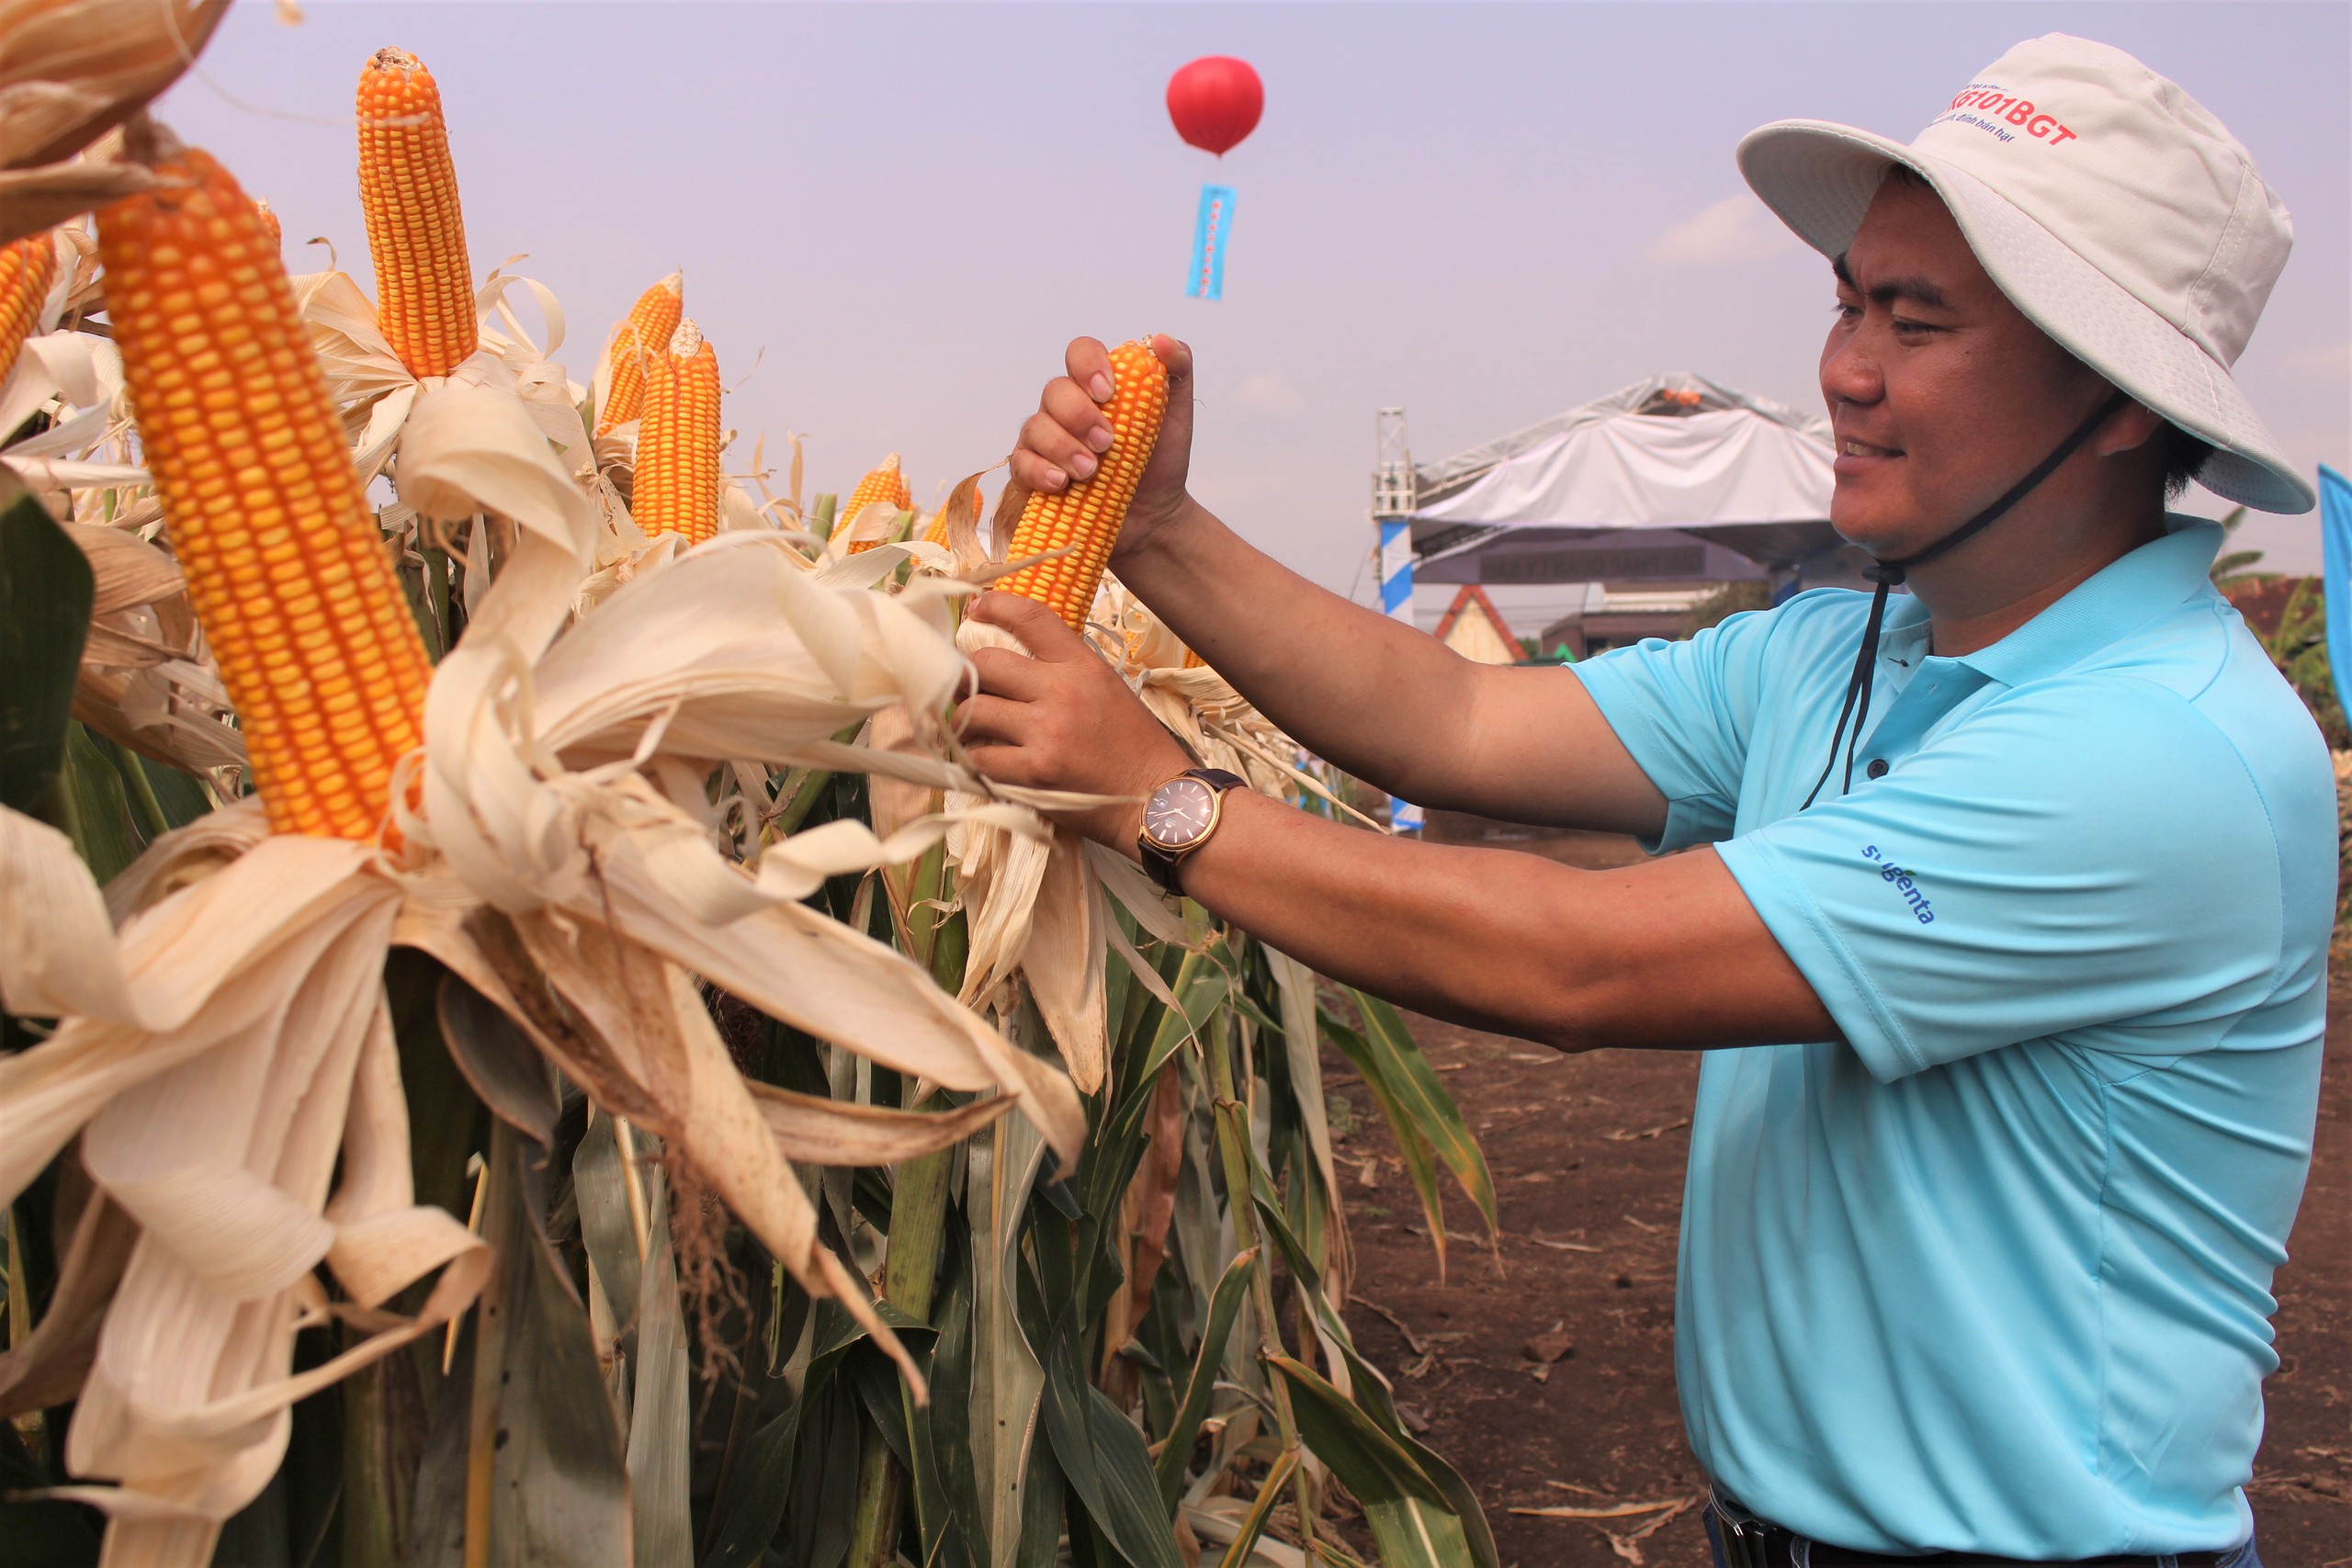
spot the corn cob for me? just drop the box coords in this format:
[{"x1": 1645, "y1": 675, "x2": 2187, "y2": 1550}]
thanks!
[
  {"x1": 254, "y1": 198, "x2": 282, "y2": 251},
  {"x1": 1181, "y1": 648, "x2": 1205, "y2": 669},
  {"x1": 99, "y1": 131, "x2": 432, "y2": 841},
  {"x1": 834, "y1": 453, "x2": 911, "y2": 553},
  {"x1": 0, "y1": 232, "x2": 56, "y2": 389},
  {"x1": 634, "y1": 318, "x2": 721, "y2": 544},
  {"x1": 594, "y1": 270, "x2": 684, "y2": 436},
  {"x1": 356, "y1": 48, "x2": 477, "y2": 378},
  {"x1": 997, "y1": 339, "x2": 1168, "y2": 628}
]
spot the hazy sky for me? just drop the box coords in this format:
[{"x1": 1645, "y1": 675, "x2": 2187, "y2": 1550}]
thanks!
[{"x1": 159, "y1": 1, "x2": 2349, "y2": 616}]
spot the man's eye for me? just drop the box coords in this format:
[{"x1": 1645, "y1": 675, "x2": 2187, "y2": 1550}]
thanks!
[{"x1": 1894, "y1": 316, "x2": 1940, "y2": 334}]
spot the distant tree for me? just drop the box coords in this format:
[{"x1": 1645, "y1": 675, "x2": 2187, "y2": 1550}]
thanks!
[
  {"x1": 1681, "y1": 580, "x2": 1773, "y2": 637},
  {"x1": 2258, "y1": 578, "x2": 2347, "y2": 750},
  {"x1": 2210, "y1": 506, "x2": 2273, "y2": 593}
]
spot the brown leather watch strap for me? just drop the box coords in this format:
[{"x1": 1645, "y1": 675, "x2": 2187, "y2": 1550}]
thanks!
[{"x1": 1138, "y1": 768, "x2": 1246, "y2": 894}]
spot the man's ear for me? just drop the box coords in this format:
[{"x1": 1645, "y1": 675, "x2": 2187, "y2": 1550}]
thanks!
[{"x1": 2098, "y1": 400, "x2": 2167, "y2": 457}]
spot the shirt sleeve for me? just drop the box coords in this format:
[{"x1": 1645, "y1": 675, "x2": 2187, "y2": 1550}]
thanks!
[
  {"x1": 1713, "y1": 679, "x2": 2286, "y2": 1081},
  {"x1": 1569, "y1": 603, "x2": 1799, "y2": 852}
]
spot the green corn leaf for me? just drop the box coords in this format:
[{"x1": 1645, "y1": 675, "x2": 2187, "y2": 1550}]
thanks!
[
  {"x1": 1013, "y1": 1436, "x2": 1065, "y2": 1568},
  {"x1": 0, "y1": 490, "x2": 91, "y2": 825},
  {"x1": 697, "y1": 1404, "x2": 803, "y2": 1568},
  {"x1": 477, "y1": 1118, "x2": 633, "y2": 1566},
  {"x1": 1041, "y1": 1326, "x2": 1182, "y2": 1568},
  {"x1": 1207, "y1": 1447, "x2": 1295, "y2": 1568},
  {"x1": 1152, "y1": 1247, "x2": 1258, "y2": 1512},
  {"x1": 628, "y1": 1179, "x2": 695, "y2": 1568},
  {"x1": 60, "y1": 724, "x2": 143, "y2": 885},
  {"x1": 1267, "y1": 1355, "x2": 1470, "y2": 1568},
  {"x1": 1322, "y1": 1011, "x2": 1452, "y2": 1276},
  {"x1": 1345, "y1": 989, "x2": 1498, "y2": 1240},
  {"x1": 902, "y1": 1226, "x2": 964, "y2": 1566},
  {"x1": 967, "y1": 1079, "x2": 1051, "y2": 1568},
  {"x1": 129, "y1": 745, "x2": 213, "y2": 829},
  {"x1": 436, "y1": 972, "x2": 560, "y2": 1146},
  {"x1": 571, "y1": 1108, "x2": 643, "y2": 1350},
  {"x1": 385, "y1": 948, "x2": 481, "y2": 1221}
]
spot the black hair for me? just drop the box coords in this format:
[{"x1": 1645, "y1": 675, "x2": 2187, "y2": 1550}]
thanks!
[{"x1": 2159, "y1": 423, "x2": 2214, "y2": 501}]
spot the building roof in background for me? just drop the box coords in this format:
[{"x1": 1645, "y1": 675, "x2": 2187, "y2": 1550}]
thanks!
[
  {"x1": 1434, "y1": 584, "x2": 1521, "y2": 665},
  {"x1": 1410, "y1": 371, "x2": 1831, "y2": 513},
  {"x1": 1407, "y1": 372, "x2": 1840, "y2": 581}
]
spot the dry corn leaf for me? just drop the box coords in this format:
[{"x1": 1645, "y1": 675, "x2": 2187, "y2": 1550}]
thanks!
[
  {"x1": 0, "y1": 156, "x2": 160, "y2": 248},
  {"x1": 0, "y1": 0, "x2": 232, "y2": 172},
  {"x1": 0, "y1": 813, "x2": 487, "y2": 1560},
  {"x1": 749, "y1": 1078, "x2": 1011, "y2": 1164},
  {"x1": 0, "y1": 1183, "x2": 135, "y2": 1418}
]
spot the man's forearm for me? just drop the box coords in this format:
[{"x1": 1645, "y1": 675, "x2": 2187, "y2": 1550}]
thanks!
[
  {"x1": 1112, "y1": 501, "x2": 1668, "y2": 834},
  {"x1": 1169, "y1": 790, "x2": 1837, "y2": 1052},
  {"x1": 1113, "y1": 500, "x2": 1487, "y2": 801}
]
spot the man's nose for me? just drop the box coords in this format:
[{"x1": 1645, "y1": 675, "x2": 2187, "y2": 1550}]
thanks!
[{"x1": 1820, "y1": 327, "x2": 1884, "y2": 407}]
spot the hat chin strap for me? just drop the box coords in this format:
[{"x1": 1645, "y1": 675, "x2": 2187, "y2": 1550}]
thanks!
[{"x1": 1799, "y1": 389, "x2": 2133, "y2": 810}]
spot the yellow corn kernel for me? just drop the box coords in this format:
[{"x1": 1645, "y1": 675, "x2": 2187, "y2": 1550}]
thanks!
[
  {"x1": 594, "y1": 269, "x2": 684, "y2": 436},
  {"x1": 0, "y1": 233, "x2": 56, "y2": 389},
  {"x1": 356, "y1": 48, "x2": 477, "y2": 378},
  {"x1": 99, "y1": 134, "x2": 432, "y2": 841},
  {"x1": 634, "y1": 318, "x2": 721, "y2": 544},
  {"x1": 997, "y1": 339, "x2": 1168, "y2": 628},
  {"x1": 834, "y1": 453, "x2": 912, "y2": 553}
]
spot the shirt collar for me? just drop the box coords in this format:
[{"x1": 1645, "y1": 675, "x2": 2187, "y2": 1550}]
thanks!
[{"x1": 1871, "y1": 518, "x2": 2222, "y2": 687}]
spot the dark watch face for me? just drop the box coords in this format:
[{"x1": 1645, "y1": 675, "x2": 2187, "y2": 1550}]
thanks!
[{"x1": 1145, "y1": 777, "x2": 1218, "y2": 849}]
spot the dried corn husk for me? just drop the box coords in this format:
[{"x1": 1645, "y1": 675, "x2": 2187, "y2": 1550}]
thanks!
[
  {"x1": 0, "y1": 3, "x2": 233, "y2": 246},
  {"x1": 0, "y1": 337, "x2": 1084, "y2": 1556}
]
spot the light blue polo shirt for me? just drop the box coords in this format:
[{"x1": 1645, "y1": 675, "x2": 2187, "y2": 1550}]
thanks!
[{"x1": 1571, "y1": 521, "x2": 2331, "y2": 1558}]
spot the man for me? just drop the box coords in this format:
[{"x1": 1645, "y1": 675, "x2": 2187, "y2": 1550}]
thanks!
[{"x1": 958, "y1": 34, "x2": 2324, "y2": 1568}]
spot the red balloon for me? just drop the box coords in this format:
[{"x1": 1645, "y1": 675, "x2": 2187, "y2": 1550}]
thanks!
[{"x1": 1166, "y1": 56, "x2": 1262, "y2": 157}]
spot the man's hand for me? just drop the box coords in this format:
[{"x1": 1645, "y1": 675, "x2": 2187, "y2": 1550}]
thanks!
[
  {"x1": 1008, "y1": 334, "x2": 1196, "y2": 562},
  {"x1": 956, "y1": 592, "x2": 1193, "y2": 849}
]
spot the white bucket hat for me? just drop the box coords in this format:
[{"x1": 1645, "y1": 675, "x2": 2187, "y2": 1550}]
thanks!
[{"x1": 1738, "y1": 33, "x2": 2313, "y2": 514}]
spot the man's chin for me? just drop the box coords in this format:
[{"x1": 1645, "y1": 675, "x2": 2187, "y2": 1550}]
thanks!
[
  {"x1": 1826, "y1": 508, "x2": 1910, "y2": 563},
  {"x1": 1829, "y1": 472, "x2": 1946, "y2": 553}
]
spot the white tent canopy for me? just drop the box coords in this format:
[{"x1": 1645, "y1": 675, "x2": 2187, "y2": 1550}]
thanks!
[{"x1": 1408, "y1": 373, "x2": 1843, "y2": 583}]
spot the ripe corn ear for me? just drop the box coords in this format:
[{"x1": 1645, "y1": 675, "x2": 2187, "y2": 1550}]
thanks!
[
  {"x1": 1181, "y1": 648, "x2": 1205, "y2": 669},
  {"x1": 254, "y1": 197, "x2": 282, "y2": 251},
  {"x1": 594, "y1": 269, "x2": 684, "y2": 436},
  {"x1": 356, "y1": 47, "x2": 477, "y2": 378},
  {"x1": 0, "y1": 232, "x2": 56, "y2": 388},
  {"x1": 997, "y1": 339, "x2": 1168, "y2": 628},
  {"x1": 835, "y1": 453, "x2": 911, "y2": 553},
  {"x1": 99, "y1": 134, "x2": 432, "y2": 841},
  {"x1": 634, "y1": 318, "x2": 721, "y2": 544}
]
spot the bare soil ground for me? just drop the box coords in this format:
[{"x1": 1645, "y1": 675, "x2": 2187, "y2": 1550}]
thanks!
[{"x1": 1328, "y1": 818, "x2": 2350, "y2": 1568}]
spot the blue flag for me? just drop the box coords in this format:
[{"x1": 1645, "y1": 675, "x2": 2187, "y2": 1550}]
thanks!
[
  {"x1": 2322, "y1": 464, "x2": 2352, "y2": 725},
  {"x1": 1185, "y1": 183, "x2": 1236, "y2": 301}
]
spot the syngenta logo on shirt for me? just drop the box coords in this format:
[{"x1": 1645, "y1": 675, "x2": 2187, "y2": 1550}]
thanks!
[
  {"x1": 1928, "y1": 83, "x2": 2078, "y2": 148},
  {"x1": 1861, "y1": 845, "x2": 1937, "y2": 926}
]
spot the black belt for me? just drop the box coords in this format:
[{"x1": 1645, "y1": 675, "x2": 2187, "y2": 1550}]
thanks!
[{"x1": 1707, "y1": 1491, "x2": 2232, "y2": 1568}]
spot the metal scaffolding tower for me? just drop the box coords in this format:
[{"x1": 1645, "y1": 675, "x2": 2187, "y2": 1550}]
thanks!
[{"x1": 1370, "y1": 408, "x2": 1423, "y2": 833}]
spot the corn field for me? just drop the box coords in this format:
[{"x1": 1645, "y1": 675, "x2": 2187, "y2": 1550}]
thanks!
[{"x1": 0, "y1": 8, "x2": 1499, "y2": 1567}]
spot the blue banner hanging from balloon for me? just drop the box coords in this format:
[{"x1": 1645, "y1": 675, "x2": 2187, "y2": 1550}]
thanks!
[
  {"x1": 1186, "y1": 182, "x2": 1237, "y2": 301},
  {"x1": 2319, "y1": 463, "x2": 2351, "y2": 725}
]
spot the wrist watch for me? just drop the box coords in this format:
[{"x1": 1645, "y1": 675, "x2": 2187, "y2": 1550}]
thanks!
[{"x1": 1137, "y1": 768, "x2": 1247, "y2": 894}]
